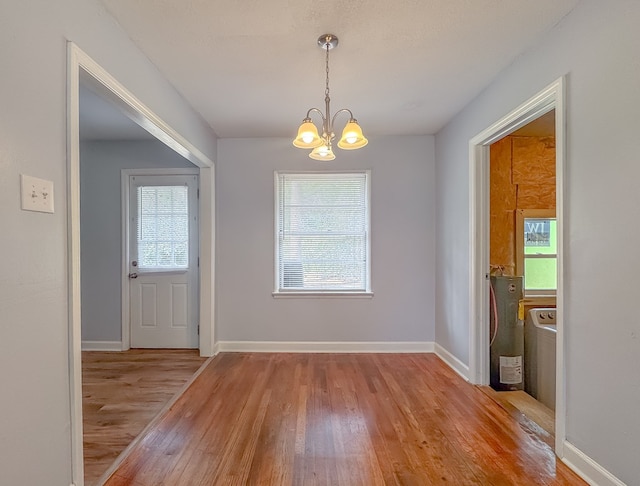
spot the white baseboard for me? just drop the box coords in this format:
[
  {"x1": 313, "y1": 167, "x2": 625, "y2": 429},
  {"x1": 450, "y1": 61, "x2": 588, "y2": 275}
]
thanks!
[
  {"x1": 562, "y1": 442, "x2": 626, "y2": 486},
  {"x1": 81, "y1": 340, "x2": 124, "y2": 351},
  {"x1": 434, "y1": 343, "x2": 470, "y2": 381},
  {"x1": 216, "y1": 341, "x2": 435, "y2": 353}
]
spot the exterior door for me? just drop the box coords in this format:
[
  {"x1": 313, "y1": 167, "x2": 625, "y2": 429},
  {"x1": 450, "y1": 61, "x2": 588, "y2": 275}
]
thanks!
[{"x1": 128, "y1": 174, "x2": 199, "y2": 348}]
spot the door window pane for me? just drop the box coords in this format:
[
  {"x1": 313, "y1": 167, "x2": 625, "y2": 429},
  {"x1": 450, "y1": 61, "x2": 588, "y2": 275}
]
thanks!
[{"x1": 137, "y1": 185, "x2": 189, "y2": 269}]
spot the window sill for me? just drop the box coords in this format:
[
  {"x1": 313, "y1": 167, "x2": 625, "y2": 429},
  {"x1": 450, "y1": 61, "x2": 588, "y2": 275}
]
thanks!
[
  {"x1": 272, "y1": 291, "x2": 374, "y2": 299},
  {"x1": 523, "y1": 295, "x2": 557, "y2": 307}
]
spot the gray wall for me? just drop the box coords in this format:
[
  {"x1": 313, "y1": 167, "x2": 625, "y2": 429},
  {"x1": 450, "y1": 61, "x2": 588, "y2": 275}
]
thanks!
[
  {"x1": 434, "y1": 0, "x2": 640, "y2": 482},
  {"x1": 217, "y1": 136, "x2": 435, "y2": 343},
  {"x1": 0, "y1": 1, "x2": 216, "y2": 483},
  {"x1": 80, "y1": 141, "x2": 194, "y2": 343}
]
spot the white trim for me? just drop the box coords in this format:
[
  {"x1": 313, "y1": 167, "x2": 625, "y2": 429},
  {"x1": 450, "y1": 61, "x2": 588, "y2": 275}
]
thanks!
[
  {"x1": 217, "y1": 341, "x2": 435, "y2": 353},
  {"x1": 120, "y1": 172, "x2": 130, "y2": 350},
  {"x1": 554, "y1": 78, "x2": 567, "y2": 456},
  {"x1": 272, "y1": 291, "x2": 374, "y2": 298},
  {"x1": 121, "y1": 168, "x2": 200, "y2": 351},
  {"x1": 76, "y1": 60, "x2": 214, "y2": 170},
  {"x1": 434, "y1": 343, "x2": 470, "y2": 381},
  {"x1": 468, "y1": 77, "x2": 566, "y2": 457},
  {"x1": 67, "y1": 42, "x2": 216, "y2": 486},
  {"x1": 81, "y1": 341, "x2": 124, "y2": 352},
  {"x1": 562, "y1": 442, "x2": 626, "y2": 486},
  {"x1": 67, "y1": 42, "x2": 84, "y2": 486},
  {"x1": 198, "y1": 166, "x2": 216, "y2": 357},
  {"x1": 212, "y1": 341, "x2": 221, "y2": 356}
]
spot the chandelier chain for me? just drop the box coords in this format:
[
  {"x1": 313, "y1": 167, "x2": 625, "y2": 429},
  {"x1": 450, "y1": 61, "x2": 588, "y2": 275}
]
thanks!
[{"x1": 325, "y1": 42, "x2": 330, "y2": 100}]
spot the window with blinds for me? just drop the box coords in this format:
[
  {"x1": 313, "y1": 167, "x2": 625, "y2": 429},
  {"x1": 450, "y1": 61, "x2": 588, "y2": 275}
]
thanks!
[{"x1": 275, "y1": 172, "x2": 370, "y2": 293}]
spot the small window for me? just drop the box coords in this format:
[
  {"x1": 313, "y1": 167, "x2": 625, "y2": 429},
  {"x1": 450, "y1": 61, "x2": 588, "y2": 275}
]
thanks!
[
  {"x1": 516, "y1": 209, "x2": 556, "y2": 296},
  {"x1": 275, "y1": 171, "x2": 371, "y2": 293}
]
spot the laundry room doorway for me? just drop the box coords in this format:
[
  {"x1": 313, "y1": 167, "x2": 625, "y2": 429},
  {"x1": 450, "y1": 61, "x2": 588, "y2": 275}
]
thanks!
[
  {"x1": 484, "y1": 109, "x2": 558, "y2": 441},
  {"x1": 468, "y1": 77, "x2": 566, "y2": 456}
]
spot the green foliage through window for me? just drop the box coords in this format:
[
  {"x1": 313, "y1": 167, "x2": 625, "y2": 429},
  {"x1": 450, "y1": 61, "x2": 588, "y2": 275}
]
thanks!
[{"x1": 523, "y1": 218, "x2": 557, "y2": 293}]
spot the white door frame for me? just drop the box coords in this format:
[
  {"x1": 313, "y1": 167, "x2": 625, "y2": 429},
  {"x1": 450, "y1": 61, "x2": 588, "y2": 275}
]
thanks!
[
  {"x1": 468, "y1": 77, "x2": 566, "y2": 456},
  {"x1": 67, "y1": 42, "x2": 216, "y2": 485},
  {"x1": 122, "y1": 168, "x2": 200, "y2": 350}
]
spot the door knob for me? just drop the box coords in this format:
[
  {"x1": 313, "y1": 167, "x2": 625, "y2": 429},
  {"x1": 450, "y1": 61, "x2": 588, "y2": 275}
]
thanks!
[{"x1": 129, "y1": 272, "x2": 138, "y2": 279}]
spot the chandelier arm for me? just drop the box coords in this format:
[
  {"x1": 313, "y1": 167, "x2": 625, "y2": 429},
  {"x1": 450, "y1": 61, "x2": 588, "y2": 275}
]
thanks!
[
  {"x1": 306, "y1": 107, "x2": 328, "y2": 138},
  {"x1": 305, "y1": 107, "x2": 326, "y2": 124},
  {"x1": 330, "y1": 108, "x2": 355, "y2": 129}
]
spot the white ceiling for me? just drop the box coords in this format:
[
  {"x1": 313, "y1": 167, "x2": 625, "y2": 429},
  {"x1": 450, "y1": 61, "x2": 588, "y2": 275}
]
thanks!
[{"x1": 93, "y1": 0, "x2": 579, "y2": 140}]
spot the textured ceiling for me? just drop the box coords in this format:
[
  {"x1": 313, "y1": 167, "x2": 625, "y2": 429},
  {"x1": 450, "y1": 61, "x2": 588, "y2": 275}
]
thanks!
[{"x1": 96, "y1": 0, "x2": 579, "y2": 139}]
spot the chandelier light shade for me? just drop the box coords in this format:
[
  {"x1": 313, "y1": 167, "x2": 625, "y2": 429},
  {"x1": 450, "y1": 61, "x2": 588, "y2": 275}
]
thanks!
[
  {"x1": 309, "y1": 144, "x2": 336, "y2": 161},
  {"x1": 293, "y1": 119, "x2": 323, "y2": 149},
  {"x1": 337, "y1": 120, "x2": 367, "y2": 150},
  {"x1": 293, "y1": 34, "x2": 368, "y2": 160}
]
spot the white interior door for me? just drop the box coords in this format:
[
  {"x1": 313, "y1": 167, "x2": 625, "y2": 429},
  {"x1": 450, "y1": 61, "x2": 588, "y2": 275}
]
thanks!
[{"x1": 128, "y1": 174, "x2": 199, "y2": 348}]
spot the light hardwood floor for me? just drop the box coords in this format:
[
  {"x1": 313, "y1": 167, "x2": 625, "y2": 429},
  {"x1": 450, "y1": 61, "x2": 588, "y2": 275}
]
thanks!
[
  {"x1": 480, "y1": 386, "x2": 556, "y2": 447},
  {"x1": 102, "y1": 353, "x2": 585, "y2": 485},
  {"x1": 82, "y1": 349, "x2": 207, "y2": 485}
]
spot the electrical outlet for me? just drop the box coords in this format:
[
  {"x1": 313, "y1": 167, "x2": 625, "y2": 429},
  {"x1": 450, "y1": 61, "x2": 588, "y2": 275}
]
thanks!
[{"x1": 21, "y1": 174, "x2": 54, "y2": 213}]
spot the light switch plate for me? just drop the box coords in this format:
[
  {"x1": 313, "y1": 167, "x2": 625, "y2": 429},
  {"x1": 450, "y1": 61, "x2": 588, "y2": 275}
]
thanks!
[{"x1": 21, "y1": 174, "x2": 54, "y2": 213}]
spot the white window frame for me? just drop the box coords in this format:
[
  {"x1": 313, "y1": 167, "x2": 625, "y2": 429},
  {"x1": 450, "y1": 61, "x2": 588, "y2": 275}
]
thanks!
[
  {"x1": 516, "y1": 208, "x2": 557, "y2": 297},
  {"x1": 273, "y1": 170, "x2": 372, "y2": 297}
]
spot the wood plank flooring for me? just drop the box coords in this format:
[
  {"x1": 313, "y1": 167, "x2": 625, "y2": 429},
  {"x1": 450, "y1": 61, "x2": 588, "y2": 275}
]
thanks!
[
  {"x1": 82, "y1": 349, "x2": 207, "y2": 485},
  {"x1": 103, "y1": 353, "x2": 586, "y2": 485},
  {"x1": 480, "y1": 386, "x2": 556, "y2": 442}
]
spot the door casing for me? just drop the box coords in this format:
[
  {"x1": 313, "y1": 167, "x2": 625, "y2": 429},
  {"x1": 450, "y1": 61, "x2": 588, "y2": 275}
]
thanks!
[
  {"x1": 67, "y1": 42, "x2": 216, "y2": 485},
  {"x1": 468, "y1": 77, "x2": 566, "y2": 456}
]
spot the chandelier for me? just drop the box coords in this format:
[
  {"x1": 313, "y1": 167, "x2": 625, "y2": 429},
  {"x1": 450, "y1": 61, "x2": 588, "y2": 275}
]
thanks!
[{"x1": 293, "y1": 34, "x2": 368, "y2": 161}]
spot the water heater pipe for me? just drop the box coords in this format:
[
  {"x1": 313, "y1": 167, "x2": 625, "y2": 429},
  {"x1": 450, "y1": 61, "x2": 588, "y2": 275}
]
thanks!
[{"x1": 489, "y1": 281, "x2": 499, "y2": 346}]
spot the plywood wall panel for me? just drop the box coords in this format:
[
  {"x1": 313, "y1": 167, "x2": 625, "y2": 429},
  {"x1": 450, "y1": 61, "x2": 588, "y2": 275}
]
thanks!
[
  {"x1": 489, "y1": 137, "x2": 517, "y2": 212},
  {"x1": 489, "y1": 135, "x2": 555, "y2": 273},
  {"x1": 512, "y1": 137, "x2": 556, "y2": 188},
  {"x1": 490, "y1": 210, "x2": 516, "y2": 275},
  {"x1": 517, "y1": 183, "x2": 556, "y2": 208}
]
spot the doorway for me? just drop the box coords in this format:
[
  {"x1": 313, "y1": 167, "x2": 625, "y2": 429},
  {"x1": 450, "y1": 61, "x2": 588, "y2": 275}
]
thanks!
[
  {"x1": 68, "y1": 43, "x2": 216, "y2": 485},
  {"x1": 468, "y1": 77, "x2": 566, "y2": 456},
  {"x1": 484, "y1": 109, "x2": 557, "y2": 439},
  {"x1": 125, "y1": 172, "x2": 200, "y2": 349}
]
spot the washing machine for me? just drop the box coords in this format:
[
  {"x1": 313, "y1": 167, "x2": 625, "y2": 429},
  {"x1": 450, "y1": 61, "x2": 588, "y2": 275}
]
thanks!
[{"x1": 524, "y1": 308, "x2": 557, "y2": 410}]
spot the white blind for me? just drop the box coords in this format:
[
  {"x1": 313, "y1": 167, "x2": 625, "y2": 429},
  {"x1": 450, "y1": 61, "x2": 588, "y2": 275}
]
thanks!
[
  {"x1": 276, "y1": 172, "x2": 369, "y2": 291},
  {"x1": 137, "y1": 185, "x2": 189, "y2": 269}
]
